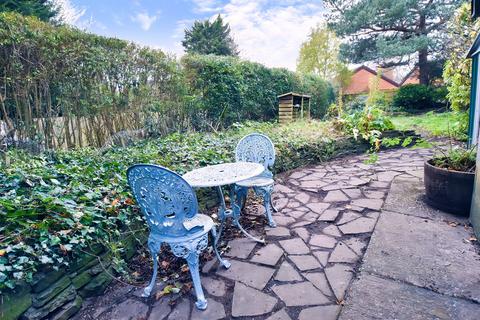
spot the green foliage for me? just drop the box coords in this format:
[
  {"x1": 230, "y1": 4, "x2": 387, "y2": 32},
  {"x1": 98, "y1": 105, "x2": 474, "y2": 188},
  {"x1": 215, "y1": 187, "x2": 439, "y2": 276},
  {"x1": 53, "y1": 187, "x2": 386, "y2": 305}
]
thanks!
[
  {"x1": 443, "y1": 2, "x2": 480, "y2": 112},
  {"x1": 366, "y1": 70, "x2": 391, "y2": 110},
  {"x1": 432, "y1": 146, "x2": 476, "y2": 173},
  {"x1": 339, "y1": 105, "x2": 395, "y2": 145},
  {"x1": 182, "y1": 15, "x2": 238, "y2": 56},
  {"x1": 0, "y1": 120, "x2": 356, "y2": 290},
  {"x1": 297, "y1": 25, "x2": 347, "y2": 81},
  {"x1": 296, "y1": 25, "x2": 351, "y2": 116},
  {"x1": 0, "y1": 12, "x2": 188, "y2": 148},
  {"x1": 0, "y1": 13, "x2": 334, "y2": 149},
  {"x1": 0, "y1": 0, "x2": 57, "y2": 21},
  {"x1": 392, "y1": 84, "x2": 447, "y2": 112},
  {"x1": 391, "y1": 111, "x2": 469, "y2": 141},
  {"x1": 325, "y1": 0, "x2": 462, "y2": 84},
  {"x1": 182, "y1": 54, "x2": 334, "y2": 126},
  {"x1": 300, "y1": 73, "x2": 336, "y2": 118}
]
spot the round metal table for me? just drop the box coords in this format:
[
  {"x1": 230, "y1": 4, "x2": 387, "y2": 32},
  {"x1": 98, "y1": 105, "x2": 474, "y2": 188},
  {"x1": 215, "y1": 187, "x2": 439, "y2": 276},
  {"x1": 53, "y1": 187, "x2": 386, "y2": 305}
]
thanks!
[{"x1": 183, "y1": 162, "x2": 265, "y2": 243}]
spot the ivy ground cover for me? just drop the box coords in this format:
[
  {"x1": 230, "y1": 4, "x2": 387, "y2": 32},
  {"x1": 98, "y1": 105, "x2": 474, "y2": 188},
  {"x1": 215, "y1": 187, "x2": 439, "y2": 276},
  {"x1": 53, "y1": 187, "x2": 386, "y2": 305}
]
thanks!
[{"x1": 0, "y1": 121, "x2": 363, "y2": 291}]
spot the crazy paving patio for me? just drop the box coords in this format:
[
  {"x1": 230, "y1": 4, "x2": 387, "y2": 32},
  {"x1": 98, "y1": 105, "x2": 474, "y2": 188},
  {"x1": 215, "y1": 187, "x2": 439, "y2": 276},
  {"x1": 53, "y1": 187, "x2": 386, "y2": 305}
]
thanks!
[{"x1": 73, "y1": 147, "x2": 480, "y2": 320}]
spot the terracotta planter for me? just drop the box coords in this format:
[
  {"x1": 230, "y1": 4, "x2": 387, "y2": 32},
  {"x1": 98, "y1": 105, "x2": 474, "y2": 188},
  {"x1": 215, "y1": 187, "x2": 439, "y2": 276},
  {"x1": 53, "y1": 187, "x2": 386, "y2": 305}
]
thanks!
[{"x1": 424, "y1": 160, "x2": 475, "y2": 216}]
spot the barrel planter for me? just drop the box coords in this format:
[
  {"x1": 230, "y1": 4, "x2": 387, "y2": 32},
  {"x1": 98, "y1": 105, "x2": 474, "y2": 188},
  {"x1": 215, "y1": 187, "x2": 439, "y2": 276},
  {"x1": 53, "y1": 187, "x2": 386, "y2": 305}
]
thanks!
[{"x1": 424, "y1": 159, "x2": 475, "y2": 216}]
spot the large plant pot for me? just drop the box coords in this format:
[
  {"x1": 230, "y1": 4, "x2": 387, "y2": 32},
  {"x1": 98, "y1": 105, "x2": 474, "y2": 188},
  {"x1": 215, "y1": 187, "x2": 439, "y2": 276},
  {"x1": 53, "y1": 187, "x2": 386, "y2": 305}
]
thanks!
[{"x1": 424, "y1": 160, "x2": 475, "y2": 216}]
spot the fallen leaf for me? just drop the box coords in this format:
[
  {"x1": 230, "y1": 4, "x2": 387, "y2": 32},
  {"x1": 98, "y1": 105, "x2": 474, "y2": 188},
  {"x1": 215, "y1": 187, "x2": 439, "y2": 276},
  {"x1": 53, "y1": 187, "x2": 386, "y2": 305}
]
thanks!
[
  {"x1": 59, "y1": 244, "x2": 68, "y2": 255},
  {"x1": 183, "y1": 282, "x2": 192, "y2": 292},
  {"x1": 131, "y1": 271, "x2": 140, "y2": 278}
]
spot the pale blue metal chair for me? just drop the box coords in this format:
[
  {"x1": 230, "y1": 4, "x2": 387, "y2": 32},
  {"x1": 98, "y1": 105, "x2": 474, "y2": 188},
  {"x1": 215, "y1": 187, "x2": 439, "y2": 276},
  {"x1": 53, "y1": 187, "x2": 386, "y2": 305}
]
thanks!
[
  {"x1": 127, "y1": 164, "x2": 227, "y2": 310},
  {"x1": 234, "y1": 133, "x2": 278, "y2": 227}
]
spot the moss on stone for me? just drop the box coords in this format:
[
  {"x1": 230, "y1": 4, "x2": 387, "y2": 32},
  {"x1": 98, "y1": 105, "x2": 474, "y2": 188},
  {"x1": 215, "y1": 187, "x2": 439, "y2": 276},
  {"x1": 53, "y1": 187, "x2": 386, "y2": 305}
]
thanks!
[{"x1": 0, "y1": 284, "x2": 32, "y2": 320}]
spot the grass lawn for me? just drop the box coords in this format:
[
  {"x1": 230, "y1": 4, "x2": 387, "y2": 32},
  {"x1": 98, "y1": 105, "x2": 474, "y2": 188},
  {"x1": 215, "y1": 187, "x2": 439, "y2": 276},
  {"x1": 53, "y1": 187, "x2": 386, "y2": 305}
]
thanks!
[{"x1": 391, "y1": 111, "x2": 468, "y2": 140}]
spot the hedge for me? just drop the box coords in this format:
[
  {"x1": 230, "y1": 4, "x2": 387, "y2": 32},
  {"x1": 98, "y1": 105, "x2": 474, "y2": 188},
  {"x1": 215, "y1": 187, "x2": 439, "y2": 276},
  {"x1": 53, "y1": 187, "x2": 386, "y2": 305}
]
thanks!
[
  {"x1": 0, "y1": 12, "x2": 334, "y2": 149},
  {"x1": 392, "y1": 84, "x2": 448, "y2": 112}
]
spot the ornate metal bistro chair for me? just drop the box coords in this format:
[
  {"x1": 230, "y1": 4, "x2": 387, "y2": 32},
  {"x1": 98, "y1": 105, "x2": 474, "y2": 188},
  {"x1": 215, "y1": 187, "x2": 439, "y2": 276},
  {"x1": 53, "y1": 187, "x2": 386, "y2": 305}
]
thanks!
[
  {"x1": 127, "y1": 164, "x2": 227, "y2": 310},
  {"x1": 234, "y1": 133, "x2": 278, "y2": 227}
]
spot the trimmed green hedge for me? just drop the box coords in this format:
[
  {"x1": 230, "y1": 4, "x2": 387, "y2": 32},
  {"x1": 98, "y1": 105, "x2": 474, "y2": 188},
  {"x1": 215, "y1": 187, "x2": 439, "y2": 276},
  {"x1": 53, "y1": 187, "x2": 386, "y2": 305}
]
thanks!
[
  {"x1": 0, "y1": 12, "x2": 334, "y2": 148},
  {"x1": 182, "y1": 54, "x2": 334, "y2": 126},
  {"x1": 392, "y1": 84, "x2": 448, "y2": 112}
]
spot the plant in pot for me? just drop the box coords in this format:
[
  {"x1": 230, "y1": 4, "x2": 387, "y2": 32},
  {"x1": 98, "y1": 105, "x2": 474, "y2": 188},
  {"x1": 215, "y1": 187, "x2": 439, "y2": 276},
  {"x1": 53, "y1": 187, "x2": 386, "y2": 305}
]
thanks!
[{"x1": 424, "y1": 146, "x2": 476, "y2": 216}]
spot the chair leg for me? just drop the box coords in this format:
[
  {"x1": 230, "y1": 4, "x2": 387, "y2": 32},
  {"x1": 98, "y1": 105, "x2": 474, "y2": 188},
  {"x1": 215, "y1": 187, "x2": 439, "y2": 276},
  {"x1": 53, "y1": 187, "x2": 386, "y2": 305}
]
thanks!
[
  {"x1": 142, "y1": 239, "x2": 161, "y2": 297},
  {"x1": 211, "y1": 226, "x2": 231, "y2": 269},
  {"x1": 235, "y1": 185, "x2": 248, "y2": 212},
  {"x1": 170, "y1": 236, "x2": 209, "y2": 310},
  {"x1": 186, "y1": 248, "x2": 208, "y2": 310},
  {"x1": 257, "y1": 186, "x2": 276, "y2": 228}
]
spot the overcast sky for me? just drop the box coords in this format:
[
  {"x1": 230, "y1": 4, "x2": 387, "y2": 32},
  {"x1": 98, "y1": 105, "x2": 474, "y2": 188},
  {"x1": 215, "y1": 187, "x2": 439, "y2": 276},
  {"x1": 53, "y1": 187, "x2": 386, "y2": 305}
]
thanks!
[{"x1": 59, "y1": 0, "x2": 326, "y2": 70}]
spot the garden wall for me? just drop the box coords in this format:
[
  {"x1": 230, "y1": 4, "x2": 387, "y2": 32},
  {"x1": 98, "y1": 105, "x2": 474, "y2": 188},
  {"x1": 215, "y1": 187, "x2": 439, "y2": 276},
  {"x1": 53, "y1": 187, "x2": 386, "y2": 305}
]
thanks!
[{"x1": 2, "y1": 238, "x2": 141, "y2": 320}]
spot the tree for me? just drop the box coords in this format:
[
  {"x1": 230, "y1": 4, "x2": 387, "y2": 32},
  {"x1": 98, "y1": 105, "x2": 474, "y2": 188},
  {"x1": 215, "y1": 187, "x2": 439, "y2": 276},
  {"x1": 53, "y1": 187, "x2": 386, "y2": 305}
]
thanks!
[
  {"x1": 325, "y1": 0, "x2": 463, "y2": 85},
  {"x1": 443, "y1": 2, "x2": 480, "y2": 111},
  {"x1": 297, "y1": 25, "x2": 343, "y2": 81},
  {"x1": 0, "y1": 0, "x2": 57, "y2": 22},
  {"x1": 297, "y1": 25, "x2": 351, "y2": 115},
  {"x1": 182, "y1": 15, "x2": 238, "y2": 56}
]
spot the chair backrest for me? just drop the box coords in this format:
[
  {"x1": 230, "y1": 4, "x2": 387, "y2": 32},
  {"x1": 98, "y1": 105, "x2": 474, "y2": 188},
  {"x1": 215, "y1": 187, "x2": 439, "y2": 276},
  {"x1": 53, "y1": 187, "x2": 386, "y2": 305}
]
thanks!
[
  {"x1": 127, "y1": 164, "x2": 198, "y2": 238},
  {"x1": 235, "y1": 133, "x2": 275, "y2": 173}
]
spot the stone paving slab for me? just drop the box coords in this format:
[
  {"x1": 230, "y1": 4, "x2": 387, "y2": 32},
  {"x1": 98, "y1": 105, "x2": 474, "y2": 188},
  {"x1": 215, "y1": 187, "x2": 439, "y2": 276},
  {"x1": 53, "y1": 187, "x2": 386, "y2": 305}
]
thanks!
[
  {"x1": 289, "y1": 255, "x2": 321, "y2": 271},
  {"x1": 383, "y1": 175, "x2": 465, "y2": 222},
  {"x1": 275, "y1": 261, "x2": 303, "y2": 282},
  {"x1": 299, "y1": 305, "x2": 340, "y2": 320},
  {"x1": 266, "y1": 309, "x2": 292, "y2": 320},
  {"x1": 231, "y1": 282, "x2": 277, "y2": 317},
  {"x1": 272, "y1": 282, "x2": 330, "y2": 306},
  {"x1": 251, "y1": 243, "x2": 284, "y2": 266},
  {"x1": 339, "y1": 274, "x2": 480, "y2": 320},
  {"x1": 216, "y1": 260, "x2": 275, "y2": 290},
  {"x1": 225, "y1": 238, "x2": 257, "y2": 259},
  {"x1": 361, "y1": 209, "x2": 480, "y2": 302}
]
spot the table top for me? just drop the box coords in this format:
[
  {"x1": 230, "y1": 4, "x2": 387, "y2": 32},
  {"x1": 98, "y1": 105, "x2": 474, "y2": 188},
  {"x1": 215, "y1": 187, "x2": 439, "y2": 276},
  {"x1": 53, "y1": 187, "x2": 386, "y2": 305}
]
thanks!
[{"x1": 183, "y1": 162, "x2": 264, "y2": 188}]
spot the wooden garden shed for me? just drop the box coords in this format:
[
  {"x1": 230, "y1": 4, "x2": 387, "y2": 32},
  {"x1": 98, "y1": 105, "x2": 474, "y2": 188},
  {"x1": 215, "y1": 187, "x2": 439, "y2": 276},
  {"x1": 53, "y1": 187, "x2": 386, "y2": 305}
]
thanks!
[{"x1": 277, "y1": 92, "x2": 311, "y2": 124}]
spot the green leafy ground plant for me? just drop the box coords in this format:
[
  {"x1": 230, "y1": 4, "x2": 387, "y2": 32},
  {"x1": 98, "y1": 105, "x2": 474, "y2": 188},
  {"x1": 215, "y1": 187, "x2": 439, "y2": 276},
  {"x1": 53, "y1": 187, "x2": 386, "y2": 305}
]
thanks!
[{"x1": 0, "y1": 121, "x2": 357, "y2": 291}]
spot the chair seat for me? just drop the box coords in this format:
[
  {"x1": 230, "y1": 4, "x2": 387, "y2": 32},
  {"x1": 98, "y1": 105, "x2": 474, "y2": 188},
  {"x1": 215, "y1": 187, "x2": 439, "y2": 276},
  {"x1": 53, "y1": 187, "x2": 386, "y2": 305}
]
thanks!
[
  {"x1": 236, "y1": 176, "x2": 274, "y2": 187},
  {"x1": 151, "y1": 214, "x2": 214, "y2": 243}
]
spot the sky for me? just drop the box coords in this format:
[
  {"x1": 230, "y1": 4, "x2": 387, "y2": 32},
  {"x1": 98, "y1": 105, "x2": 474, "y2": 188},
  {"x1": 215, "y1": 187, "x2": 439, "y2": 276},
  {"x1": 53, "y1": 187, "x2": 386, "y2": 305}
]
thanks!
[{"x1": 58, "y1": 0, "x2": 327, "y2": 70}]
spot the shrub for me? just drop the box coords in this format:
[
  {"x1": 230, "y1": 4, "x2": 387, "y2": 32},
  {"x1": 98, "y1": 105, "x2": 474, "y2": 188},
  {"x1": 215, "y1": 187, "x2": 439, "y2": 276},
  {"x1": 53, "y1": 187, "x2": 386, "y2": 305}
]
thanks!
[
  {"x1": 182, "y1": 54, "x2": 334, "y2": 127},
  {"x1": 392, "y1": 84, "x2": 447, "y2": 112},
  {"x1": 443, "y1": 2, "x2": 480, "y2": 112},
  {"x1": 340, "y1": 106, "x2": 395, "y2": 142},
  {"x1": 0, "y1": 13, "x2": 335, "y2": 150},
  {"x1": 345, "y1": 95, "x2": 367, "y2": 112},
  {"x1": 0, "y1": 12, "x2": 187, "y2": 148}
]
